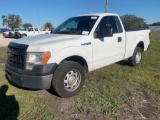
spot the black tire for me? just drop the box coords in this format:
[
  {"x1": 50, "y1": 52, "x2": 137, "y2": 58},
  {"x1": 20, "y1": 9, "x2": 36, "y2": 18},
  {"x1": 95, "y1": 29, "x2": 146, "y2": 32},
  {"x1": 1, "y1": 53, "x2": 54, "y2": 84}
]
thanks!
[
  {"x1": 21, "y1": 34, "x2": 27, "y2": 38},
  {"x1": 128, "y1": 47, "x2": 143, "y2": 66},
  {"x1": 15, "y1": 32, "x2": 20, "y2": 38},
  {"x1": 52, "y1": 61, "x2": 85, "y2": 98}
]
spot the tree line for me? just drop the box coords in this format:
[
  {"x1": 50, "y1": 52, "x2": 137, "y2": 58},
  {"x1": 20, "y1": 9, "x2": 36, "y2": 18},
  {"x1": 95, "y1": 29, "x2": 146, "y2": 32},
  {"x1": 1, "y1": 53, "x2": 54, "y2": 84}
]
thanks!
[
  {"x1": 149, "y1": 22, "x2": 160, "y2": 26},
  {"x1": 1, "y1": 14, "x2": 160, "y2": 30},
  {"x1": 1, "y1": 14, "x2": 54, "y2": 30},
  {"x1": 120, "y1": 14, "x2": 160, "y2": 29}
]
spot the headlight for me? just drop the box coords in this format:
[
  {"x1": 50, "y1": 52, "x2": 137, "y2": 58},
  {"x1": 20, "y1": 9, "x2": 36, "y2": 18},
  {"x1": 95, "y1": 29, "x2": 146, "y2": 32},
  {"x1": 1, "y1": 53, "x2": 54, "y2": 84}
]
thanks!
[{"x1": 26, "y1": 52, "x2": 51, "y2": 70}]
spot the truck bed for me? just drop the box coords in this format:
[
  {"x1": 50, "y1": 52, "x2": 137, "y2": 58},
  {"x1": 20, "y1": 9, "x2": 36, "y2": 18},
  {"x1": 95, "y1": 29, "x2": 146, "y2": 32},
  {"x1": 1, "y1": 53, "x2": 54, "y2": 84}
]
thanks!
[
  {"x1": 125, "y1": 28, "x2": 150, "y2": 32},
  {"x1": 124, "y1": 29, "x2": 150, "y2": 59}
]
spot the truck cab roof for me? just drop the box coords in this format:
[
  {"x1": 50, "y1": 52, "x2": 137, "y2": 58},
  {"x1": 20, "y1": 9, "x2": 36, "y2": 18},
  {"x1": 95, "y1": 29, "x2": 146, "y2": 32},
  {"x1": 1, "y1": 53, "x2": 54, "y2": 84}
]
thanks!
[{"x1": 77, "y1": 13, "x2": 118, "y2": 17}]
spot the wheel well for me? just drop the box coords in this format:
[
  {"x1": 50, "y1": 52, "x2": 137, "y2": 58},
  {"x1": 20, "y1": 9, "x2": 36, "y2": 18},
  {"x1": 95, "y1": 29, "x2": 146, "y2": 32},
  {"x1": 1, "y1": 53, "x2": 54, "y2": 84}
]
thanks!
[
  {"x1": 62, "y1": 56, "x2": 88, "y2": 73},
  {"x1": 137, "y1": 41, "x2": 144, "y2": 51}
]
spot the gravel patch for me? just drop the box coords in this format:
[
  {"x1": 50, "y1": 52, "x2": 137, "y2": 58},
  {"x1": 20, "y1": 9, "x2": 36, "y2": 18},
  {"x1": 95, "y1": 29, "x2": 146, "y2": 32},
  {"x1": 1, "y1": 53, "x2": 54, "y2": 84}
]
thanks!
[{"x1": 0, "y1": 33, "x2": 14, "y2": 47}]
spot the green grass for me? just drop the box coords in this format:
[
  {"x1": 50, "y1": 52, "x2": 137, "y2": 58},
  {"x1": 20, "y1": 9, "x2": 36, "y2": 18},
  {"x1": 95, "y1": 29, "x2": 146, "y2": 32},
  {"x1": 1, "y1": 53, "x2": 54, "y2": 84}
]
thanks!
[
  {"x1": 0, "y1": 32, "x2": 160, "y2": 119},
  {"x1": 0, "y1": 66, "x2": 54, "y2": 119},
  {"x1": 0, "y1": 47, "x2": 7, "y2": 59},
  {"x1": 75, "y1": 31, "x2": 160, "y2": 118}
]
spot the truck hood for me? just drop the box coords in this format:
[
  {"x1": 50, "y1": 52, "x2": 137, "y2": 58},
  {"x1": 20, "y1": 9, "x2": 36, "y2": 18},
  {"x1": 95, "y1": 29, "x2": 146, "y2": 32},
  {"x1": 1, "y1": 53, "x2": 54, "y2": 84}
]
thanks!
[{"x1": 13, "y1": 34, "x2": 80, "y2": 45}]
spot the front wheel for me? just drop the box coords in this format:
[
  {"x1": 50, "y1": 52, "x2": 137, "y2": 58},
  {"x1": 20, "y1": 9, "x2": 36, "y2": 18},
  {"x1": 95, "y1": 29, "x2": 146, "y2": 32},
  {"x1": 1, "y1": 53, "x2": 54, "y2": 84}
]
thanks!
[
  {"x1": 15, "y1": 32, "x2": 21, "y2": 38},
  {"x1": 128, "y1": 47, "x2": 142, "y2": 66},
  {"x1": 21, "y1": 34, "x2": 27, "y2": 38},
  {"x1": 52, "y1": 61, "x2": 85, "y2": 98}
]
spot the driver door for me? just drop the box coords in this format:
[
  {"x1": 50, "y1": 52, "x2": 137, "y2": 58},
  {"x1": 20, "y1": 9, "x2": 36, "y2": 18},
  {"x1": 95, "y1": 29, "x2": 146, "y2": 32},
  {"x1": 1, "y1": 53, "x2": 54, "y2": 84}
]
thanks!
[
  {"x1": 27, "y1": 28, "x2": 35, "y2": 36},
  {"x1": 92, "y1": 16, "x2": 125, "y2": 70}
]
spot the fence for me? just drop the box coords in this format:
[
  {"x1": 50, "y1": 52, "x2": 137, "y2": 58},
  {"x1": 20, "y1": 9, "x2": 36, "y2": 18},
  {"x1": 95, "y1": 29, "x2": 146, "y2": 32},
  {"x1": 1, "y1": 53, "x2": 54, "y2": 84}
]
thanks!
[{"x1": 149, "y1": 26, "x2": 160, "y2": 31}]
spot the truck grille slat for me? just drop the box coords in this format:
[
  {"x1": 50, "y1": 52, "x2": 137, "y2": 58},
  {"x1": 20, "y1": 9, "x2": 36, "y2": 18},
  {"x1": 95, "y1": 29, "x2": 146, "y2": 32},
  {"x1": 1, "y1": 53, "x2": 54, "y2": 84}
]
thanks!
[
  {"x1": 8, "y1": 49, "x2": 24, "y2": 56},
  {"x1": 7, "y1": 43, "x2": 28, "y2": 69}
]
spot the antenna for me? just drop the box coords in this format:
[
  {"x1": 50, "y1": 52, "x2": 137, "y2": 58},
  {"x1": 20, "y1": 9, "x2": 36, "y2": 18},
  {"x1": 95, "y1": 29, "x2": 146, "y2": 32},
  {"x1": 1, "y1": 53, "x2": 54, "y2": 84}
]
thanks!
[
  {"x1": 37, "y1": 8, "x2": 41, "y2": 28},
  {"x1": 106, "y1": 0, "x2": 108, "y2": 13}
]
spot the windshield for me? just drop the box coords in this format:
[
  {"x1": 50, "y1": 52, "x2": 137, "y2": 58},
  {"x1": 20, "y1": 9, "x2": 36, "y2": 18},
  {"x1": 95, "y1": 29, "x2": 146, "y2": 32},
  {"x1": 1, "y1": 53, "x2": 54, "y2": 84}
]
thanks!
[
  {"x1": 52, "y1": 16, "x2": 99, "y2": 35},
  {"x1": 21, "y1": 28, "x2": 28, "y2": 31}
]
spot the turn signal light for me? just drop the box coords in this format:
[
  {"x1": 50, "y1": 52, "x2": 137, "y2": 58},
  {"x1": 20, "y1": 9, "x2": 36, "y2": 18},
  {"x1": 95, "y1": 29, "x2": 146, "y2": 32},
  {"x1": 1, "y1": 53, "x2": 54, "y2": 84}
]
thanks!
[{"x1": 42, "y1": 52, "x2": 51, "y2": 65}]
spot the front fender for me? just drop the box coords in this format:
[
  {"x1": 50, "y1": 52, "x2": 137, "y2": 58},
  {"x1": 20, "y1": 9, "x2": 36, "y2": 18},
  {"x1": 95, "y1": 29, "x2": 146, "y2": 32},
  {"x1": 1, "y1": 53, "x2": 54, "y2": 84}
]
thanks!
[{"x1": 48, "y1": 46, "x2": 91, "y2": 66}]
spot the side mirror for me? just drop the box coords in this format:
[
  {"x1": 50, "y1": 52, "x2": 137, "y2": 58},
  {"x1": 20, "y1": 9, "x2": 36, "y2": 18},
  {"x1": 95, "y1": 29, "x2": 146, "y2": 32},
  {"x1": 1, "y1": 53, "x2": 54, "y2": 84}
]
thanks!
[{"x1": 95, "y1": 28, "x2": 113, "y2": 38}]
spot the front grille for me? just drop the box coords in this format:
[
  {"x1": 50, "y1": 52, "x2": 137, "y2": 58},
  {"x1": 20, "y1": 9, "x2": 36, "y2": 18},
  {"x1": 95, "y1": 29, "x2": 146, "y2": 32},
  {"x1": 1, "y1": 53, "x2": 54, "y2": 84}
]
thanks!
[
  {"x1": 9, "y1": 32, "x2": 11, "y2": 36},
  {"x1": 7, "y1": 42, "x2": 28, "y2": 69}
]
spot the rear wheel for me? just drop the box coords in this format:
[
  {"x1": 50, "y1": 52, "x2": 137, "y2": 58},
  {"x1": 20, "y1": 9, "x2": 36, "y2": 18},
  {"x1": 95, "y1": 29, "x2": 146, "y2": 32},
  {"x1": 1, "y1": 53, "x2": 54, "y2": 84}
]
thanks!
[
  {"x1": 128, "y1": 47, "x2": 142, "y2": 66},
  {"x1": 52, "y1": 61, "x2": 85, "y2": 98}
]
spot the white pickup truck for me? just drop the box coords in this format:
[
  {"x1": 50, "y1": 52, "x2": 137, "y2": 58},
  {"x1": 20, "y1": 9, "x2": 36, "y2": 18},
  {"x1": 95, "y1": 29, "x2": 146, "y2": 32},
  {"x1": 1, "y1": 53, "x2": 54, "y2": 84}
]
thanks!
[
  {"x1": 15, "y1": 27, "x2": 51, "y2": 38},
  {"x1": 9, "y1": 28, "x2": 28, "y2": 38},
  {"x1": 5, "y1": 13, "x2": 150, "y2": 97}
]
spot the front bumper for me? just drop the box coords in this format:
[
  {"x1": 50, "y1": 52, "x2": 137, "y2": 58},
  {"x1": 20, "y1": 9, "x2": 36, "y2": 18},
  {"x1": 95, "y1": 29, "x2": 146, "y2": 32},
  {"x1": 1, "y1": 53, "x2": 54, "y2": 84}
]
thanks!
[
  {"x1": 3, "y1": 33, "x2": 8, "y2": 38},
  {"x1": 5, "y1": 62, "x2": 57, "y2": 89},
  {"x1": 9, "y1": 33, "x2": 15, "y2": 38}
]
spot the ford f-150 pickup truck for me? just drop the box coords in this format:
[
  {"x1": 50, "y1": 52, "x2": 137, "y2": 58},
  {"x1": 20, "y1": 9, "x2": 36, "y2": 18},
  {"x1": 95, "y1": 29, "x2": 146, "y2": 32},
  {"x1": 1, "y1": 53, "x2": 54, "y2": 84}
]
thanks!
[
  {"x1": 5, "y1": 13, "x2": 150, "y2": 97},
  {"x1": 15, "y1": 27, "x2": 51, "y2": 38}
]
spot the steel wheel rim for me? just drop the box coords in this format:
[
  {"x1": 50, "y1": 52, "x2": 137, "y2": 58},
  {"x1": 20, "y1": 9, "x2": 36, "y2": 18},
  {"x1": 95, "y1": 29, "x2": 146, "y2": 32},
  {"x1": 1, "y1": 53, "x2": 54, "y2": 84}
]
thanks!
[
  {"x1": 64, "y1": 69, "x2": 81, "y2": 92},
  {"x1": 135, "y1": 51, "x2": 141, "y2": 64}
]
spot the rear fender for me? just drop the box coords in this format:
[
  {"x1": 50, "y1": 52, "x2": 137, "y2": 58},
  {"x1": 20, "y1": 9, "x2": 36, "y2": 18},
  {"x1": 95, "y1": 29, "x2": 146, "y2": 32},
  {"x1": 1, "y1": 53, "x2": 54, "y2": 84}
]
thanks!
[{"x1": 134, "y1": 36, "x2": 145, "y2": 51}]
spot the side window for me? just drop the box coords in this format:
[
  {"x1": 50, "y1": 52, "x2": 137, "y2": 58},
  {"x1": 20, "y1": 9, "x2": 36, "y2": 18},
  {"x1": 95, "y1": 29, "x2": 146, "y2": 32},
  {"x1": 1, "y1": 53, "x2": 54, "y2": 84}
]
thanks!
[
  {"x1": 29, "y1": 28, "x2": 34, "y2": 31},
  {"x1": 97, "y1": 16, "x2": 118, "y2": 33},
  {"x1": 114, "y1": 16, "x2": 123, "y2": 33},
  {"x1": 35, "y1": 28, "x2": 38, "y2": 31}
]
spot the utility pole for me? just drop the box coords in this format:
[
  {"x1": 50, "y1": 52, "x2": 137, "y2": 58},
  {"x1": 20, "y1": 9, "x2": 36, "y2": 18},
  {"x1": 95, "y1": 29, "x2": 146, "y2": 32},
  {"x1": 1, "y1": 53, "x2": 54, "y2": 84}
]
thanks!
[{"x1": 106, "y1": 0, "x2": 108, "y2": 13}]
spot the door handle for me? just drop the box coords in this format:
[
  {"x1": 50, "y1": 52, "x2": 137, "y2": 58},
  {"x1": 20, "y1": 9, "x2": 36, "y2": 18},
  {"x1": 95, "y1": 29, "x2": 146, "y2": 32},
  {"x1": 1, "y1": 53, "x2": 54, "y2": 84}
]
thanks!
[{"x1": 118, "y1": 37, "x2": 122, "y2": 42}]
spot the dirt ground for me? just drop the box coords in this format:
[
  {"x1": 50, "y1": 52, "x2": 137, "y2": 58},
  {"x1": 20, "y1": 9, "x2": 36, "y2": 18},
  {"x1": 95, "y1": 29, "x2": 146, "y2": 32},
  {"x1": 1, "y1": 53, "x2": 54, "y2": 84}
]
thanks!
[
  {"x1": 36, "y1": 85, "x2": 160, "y2": 120},
  {"x1": 0, "y1": 33, "x2": 14, "y2": 47}
]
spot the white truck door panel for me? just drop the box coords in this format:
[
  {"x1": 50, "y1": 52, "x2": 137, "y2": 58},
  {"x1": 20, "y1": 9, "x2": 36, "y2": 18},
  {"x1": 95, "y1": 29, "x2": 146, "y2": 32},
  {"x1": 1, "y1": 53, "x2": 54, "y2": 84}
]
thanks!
[
  {"x1": 34, "y1": 28, "x2": 40, "y2": 35},
  {"x1": 27, "y1": 28, "x2": 35, "y2": 36},
  {"x1": 92, "y1": 16, "x2": 125, "y2": 70},
  {"x1": 27, "y1": 27, "x2": 39, "y2": 36}
]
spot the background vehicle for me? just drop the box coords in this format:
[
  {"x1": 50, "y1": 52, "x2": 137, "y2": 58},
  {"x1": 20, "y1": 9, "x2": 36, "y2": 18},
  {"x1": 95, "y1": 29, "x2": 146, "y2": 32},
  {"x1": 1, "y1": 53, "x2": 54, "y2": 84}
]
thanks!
[
  {"x1": 8, "y1": 28, "x2": 21, "y2": 38},
  {"x1": 5, "y1": 13, "x2": 150, "y2": 98},
  {"x1": 15, "y1": 27, "x2": 51, "y2": 38},
  {"x1": 0, "y1": 28, "x2": 11, "y2": 33},
  {"x1": 14, "y1": 28, "x2": 28, "y2": 38},
  {"x1": 2, "y1": 28, "x2": 12, "y2": 38},
  {"x1": 2, "y1": 28, "x2": 22, "y2": 38}
]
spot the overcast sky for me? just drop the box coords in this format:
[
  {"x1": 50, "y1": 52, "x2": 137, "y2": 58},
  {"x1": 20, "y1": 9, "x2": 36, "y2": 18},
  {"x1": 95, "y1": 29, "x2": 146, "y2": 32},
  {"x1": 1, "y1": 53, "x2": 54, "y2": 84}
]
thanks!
[{"x1": 0, "y1": 0, "x2": 160, "y2": 28}]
